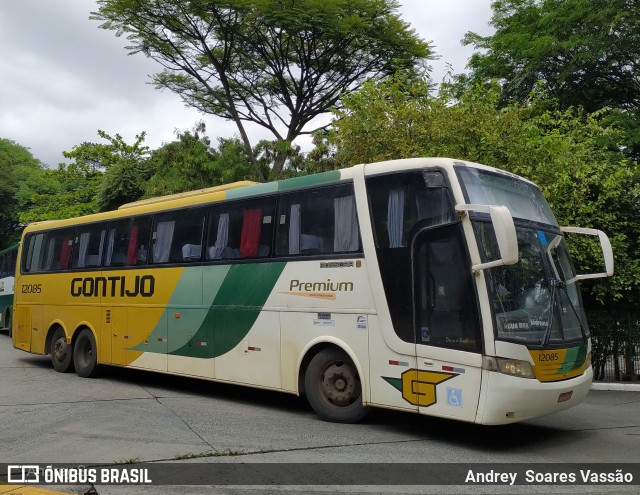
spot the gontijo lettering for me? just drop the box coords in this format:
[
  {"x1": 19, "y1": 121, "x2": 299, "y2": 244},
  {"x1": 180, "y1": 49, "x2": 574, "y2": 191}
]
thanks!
[{"x1": 71, "y1": 275, "x2": 155, "y2": 298}]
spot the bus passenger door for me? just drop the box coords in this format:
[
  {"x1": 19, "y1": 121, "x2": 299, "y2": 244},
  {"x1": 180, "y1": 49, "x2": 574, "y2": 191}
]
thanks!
[{"x1": 413, "y1": 224, "x2": 483, "y2": 422}]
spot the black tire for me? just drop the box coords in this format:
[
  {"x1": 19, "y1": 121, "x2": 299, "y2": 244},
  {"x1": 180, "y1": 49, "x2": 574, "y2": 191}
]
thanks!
[
  {"x1": 304, "y1": 348, "x2": 368, "y2": 423},
  {"x1": 51, "y1": 327, "x2": 74, "y2": 373},
  {"x1": 73, "y1": 328, "x2": 99, "y2": 378}
]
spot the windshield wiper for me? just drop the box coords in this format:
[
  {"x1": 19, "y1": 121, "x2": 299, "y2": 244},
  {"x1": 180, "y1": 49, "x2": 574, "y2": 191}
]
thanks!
[
  {"x1": 541, "y1": 279, "x2": 561, "y2": 346},
  {"x1": 541, "y1": 278, "x2": 588, "y2": 346}
]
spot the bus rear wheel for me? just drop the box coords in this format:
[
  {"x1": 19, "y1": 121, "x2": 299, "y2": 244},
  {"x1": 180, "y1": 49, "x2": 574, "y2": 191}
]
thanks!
[
  {"x1": 51, "y1": 327, "x2": 74, "y2": 373},
  {"x1": 73, "y1": 329, "x2": 99, "y2": 378},
  {"x1": 304, "y1": 348, "x2": 368, "y2": 423}
]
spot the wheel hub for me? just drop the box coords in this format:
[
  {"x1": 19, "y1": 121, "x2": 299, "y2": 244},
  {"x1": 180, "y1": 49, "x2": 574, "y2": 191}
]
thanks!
[
  {"x1": 53, "y1": 338, "x2": 67, "y2": 361},
  {"x1": 322, "y1": 364, "x2": 357, "y2": 406}
]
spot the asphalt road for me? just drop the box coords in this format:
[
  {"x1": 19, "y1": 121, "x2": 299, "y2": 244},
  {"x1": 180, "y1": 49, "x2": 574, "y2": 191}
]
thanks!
[{"x1": 0, "y1": 330, "x2": 639, "y2": 495}]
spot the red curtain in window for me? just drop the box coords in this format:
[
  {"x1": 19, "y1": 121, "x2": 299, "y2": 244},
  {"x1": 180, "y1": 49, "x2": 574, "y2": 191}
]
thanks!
[
  {"x1": 240, "y1": 208, "x2": 262, "y2": 257},
  {"x1": 59, "y1": 238, "x2": 71, "y2": 269},
  {"x1": 127, "y1": 225, "x2": 139, "y2": 265}
]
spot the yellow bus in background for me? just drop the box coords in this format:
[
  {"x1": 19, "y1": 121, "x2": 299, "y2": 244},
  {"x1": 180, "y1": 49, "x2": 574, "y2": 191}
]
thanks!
[{"x1": 12, "y1": 158, "x2": 613, "y2": 424}]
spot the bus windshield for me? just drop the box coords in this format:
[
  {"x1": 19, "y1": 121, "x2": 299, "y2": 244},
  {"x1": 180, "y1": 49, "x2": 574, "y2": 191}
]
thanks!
[
  {"x1": 473, "y1": 222, "x2": 589, "y2": 347},
  {"x1": 456, "y1": 166, "x2": 557, "y2": 225},
  {"x1": 457, "y1": 165, "x2": 589, "y2": 347}
]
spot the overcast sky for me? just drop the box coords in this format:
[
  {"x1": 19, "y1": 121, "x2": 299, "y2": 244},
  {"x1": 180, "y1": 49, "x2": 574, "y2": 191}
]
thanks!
[{"x1": 0, "y1": 1, "x2": 494, "y2": 167}]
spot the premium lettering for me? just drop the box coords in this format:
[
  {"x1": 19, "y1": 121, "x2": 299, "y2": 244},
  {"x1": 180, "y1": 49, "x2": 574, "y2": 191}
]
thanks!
[
  {"x1": 289, "y1": 279, "x2": 353, "y2": 292},
  {"x1": 71, "y1": 275, "x2": 155, "y2": 298}
]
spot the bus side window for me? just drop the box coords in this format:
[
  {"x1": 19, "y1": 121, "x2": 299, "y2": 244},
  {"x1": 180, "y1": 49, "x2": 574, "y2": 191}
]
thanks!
[
  {"x1": 104, "y1": 216, "x2": 152, "y2": 267},
  {"x1": 152, "y1": 208, "x2": 206, "y2": 264},
  {"x1": 105, "y1": 219, "x2": 130, "y2": 267},
  {"x1": 206, "y1": 198, "x2": 275, "y2": 261},
  {"x1": 72, "y1": 224, "x2": 106, "y2": 269},
  {"x1": 131, "y1": 217, "x2": 152, "y2": 265},
  {"x1": 367, "y1": 172, "x2": 454, "y2": 249},
  {"x1": 23, "y1": 233, "x2": 45, "y2": 273},
  {"x1": 275, "y1": 183, "x2": 360, "y2": 257},
  {"x1": 42, "y1": 229, "x2": 76, "y2": 272}
]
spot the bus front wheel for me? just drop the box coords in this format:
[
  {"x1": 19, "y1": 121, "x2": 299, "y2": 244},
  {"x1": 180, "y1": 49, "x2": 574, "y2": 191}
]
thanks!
[
  {"x1": 304, "y1": 348, "x2": 368, "y2": 423},
  {"x1": 51, "y1": 327, "x2": 74, "y2": 373},
  {"x1": 73, "y1": 329, "x2": 99, "y2": 378}
]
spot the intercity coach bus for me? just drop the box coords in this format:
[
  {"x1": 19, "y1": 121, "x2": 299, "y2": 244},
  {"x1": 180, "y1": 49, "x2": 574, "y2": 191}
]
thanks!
[
  {"x1": 0, "y1": 243, "x2": 18, "y2": 336},
  {"x1": 12, "y1": 158, "x2": 613, "y2": 424}
]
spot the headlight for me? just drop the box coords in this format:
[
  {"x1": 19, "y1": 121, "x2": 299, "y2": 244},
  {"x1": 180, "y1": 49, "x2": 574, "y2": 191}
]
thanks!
[
  {"x1": 497, "y1": 358, "x2": 535, "y2": 378},
  {"x1": 482, "y1": 356, "x2": 535, "y2": 379}
]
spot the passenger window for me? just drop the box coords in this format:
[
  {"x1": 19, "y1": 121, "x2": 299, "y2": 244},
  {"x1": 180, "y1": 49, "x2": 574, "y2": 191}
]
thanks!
[
  {"x1": 105, "y1": 216, "x2": 152, "y2": 267},
  {"x1": 151, "y1": 208, "x2": 205, "y2": 264},
  {"x1": 72, "y1": 224, "x2": 106, "y2": 269},
  {"x1": 24, "y1": 228, "x2": 76, "y2": 272},
  {"x1": 23, "y1": 234, "x2": 44, "y2": 273},
  {"x1": 367, "y1": 171, "x2": 454, "y2": 248},
  {"x1": 276, "y1": 183, "x2": 361, "y2": 256},
  {"x1": 206, "y1": 197, "x2": 275, "y2": 260}
]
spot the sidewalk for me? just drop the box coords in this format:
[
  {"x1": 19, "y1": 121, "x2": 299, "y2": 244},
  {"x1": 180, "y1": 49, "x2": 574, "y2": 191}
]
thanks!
[{"x1": 591, "y1": 382, "x2": 640, "y2": 391}]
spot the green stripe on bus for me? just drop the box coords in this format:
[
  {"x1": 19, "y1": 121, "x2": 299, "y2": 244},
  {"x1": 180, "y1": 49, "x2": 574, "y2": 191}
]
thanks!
[
  {"x1": 276, "y1": 171, "x2": 342, "y2": 191},
  {"x1": 131, "y1": 266, "x2": 231, "y2": 354},
  {"x1": 226, "y1": 171, "x2": 342, "y2": 199},
  {"x1": 226, "y1": 182, "x2": 278, "y2": 199},
  {"x1": 557, "y1": 344, "x2": 588, "y2": 374},
  {"x1": 170, "y1": 262, "x2": 286, "y2": 358}
]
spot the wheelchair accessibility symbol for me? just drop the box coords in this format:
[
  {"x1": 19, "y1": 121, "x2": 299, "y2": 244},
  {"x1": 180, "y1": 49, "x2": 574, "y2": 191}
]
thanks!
[{"x1": 447, "y1": 387, "x2": 463, "y2": 407}]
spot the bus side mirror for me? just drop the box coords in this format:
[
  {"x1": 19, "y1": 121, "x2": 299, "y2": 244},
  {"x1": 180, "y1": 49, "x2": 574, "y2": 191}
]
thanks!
[
  {"x1": 561, "y1": 227, "x2": 614, "y2": 282},
  {"x1": 455, "y1": 204, "x2": 519, "y2": 272}
]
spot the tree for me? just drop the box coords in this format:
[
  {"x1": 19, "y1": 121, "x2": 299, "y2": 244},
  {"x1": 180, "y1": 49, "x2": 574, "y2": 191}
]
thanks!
[
  {"x1": 331, "y1": 78, "x2": 640, "y2": 308},
  {"x1": 92, "y1": 0, "x2": 432, "y2": 179},
  {"x1": 462, "y1": 0, "x2": 640, "y2": 113},
  {"x1": 19, "y1": 131, "x2": 150, "y2": 220},
  {"x1": 461, "y1": 0, "x2": 640, "y2": 159},
  {"x1": 20, "y1": 162, "x2": 103, "y2": 223},
  {"x1": 62, "y1": 130, "x2": 149, "y2": 171},
  {"x1": 0, "y1": 139, "x2": 54, "y2": 247},
  {"x1": 63, "y1": 130, "x2": 151, "y2": 211},
  {"x1": 0, "y1": 140, "x2": 19, "y2": 247},
  {"x1": 144, "y1": 123, "x2": 255, "y2": 197}
]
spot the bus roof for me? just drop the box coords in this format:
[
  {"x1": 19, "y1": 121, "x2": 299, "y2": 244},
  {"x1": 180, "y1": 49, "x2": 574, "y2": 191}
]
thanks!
[
  {"x1": 20, "y1": 157, "x2": 535, "y2": 234},
  {"x1": 118, "y1": 181, "x2": 258, "y2": 209}
]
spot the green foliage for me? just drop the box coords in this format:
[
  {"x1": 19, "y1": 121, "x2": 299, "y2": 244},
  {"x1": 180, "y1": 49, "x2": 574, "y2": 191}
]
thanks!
[
  {"x1": 63, "y1": 130, "x2": 148, "y2": 171},
  {"x1": 0, "y1": 140, "x2": 20, "y2": 247},
  {"x1": 18, "y1": 131, "x2": 150, "y2": 220},
  {"x1": 92, "y1": 0, "x2": 432, "y2": 178},
  {"x1": 461, "y1": 0, "x2": 640, "y2": 160},
  {"x1": 64, "y1": 130, "x2": 150, "y2": 212},
  {"x1": 144, "y1": 123, "x2": 256, "y2": 197},
  {"x1": 297, "y1": 130, "x2": 339, "y2": 175},
  {"x1": 20, "y1": 162, "x2": 102, "y2": 223},
  {"x1": 463, "y1": 0, "x2": 640, "y2": 113},
  {"x1": 0, "y1": 139, "x2": 53, "y2": 247},
  {"x1": 332, "y1": 78, "x2": 640, "y2": 307},
  {"x1": 94, "y1": 133, "x2": 151, "y2": 211}
]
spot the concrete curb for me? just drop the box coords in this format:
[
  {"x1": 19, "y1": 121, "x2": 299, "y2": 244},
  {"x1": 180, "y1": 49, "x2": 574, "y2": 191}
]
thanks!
[{"x1": 591, "y1": 382, "x2": 640, "y2": 391}]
